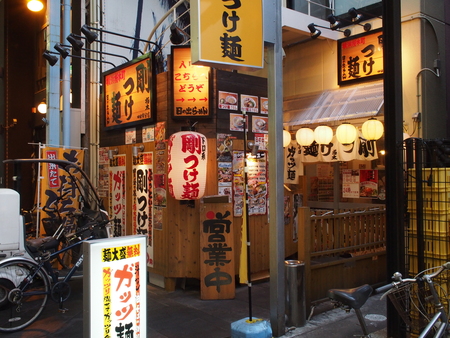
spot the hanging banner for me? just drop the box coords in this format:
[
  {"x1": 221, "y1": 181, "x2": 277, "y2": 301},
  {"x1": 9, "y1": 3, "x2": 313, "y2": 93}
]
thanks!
[
  {"x1": 191, "y1": 0, "x2": 263, "y2": 70},
  {"x1": 39, "y1": 147, "x2": 85, "y2": 236},
  {"x1": 109, "y1": 153, "x2": 127, "y2": 237},
  {"x1": 298, "y1": 133, "x2": 378, "y2": 163},
  {"x1": 284, "y1": 140, "x2": 303, "y2": 184},
  {"x1": 132, "y1": 152, "x2": 154, "y2": 268}
]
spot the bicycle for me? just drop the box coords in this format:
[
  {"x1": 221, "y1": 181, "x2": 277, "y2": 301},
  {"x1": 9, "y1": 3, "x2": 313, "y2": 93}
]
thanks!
[
  {"x1": 0, "y1": 211, "x2": 110, "y2": 333},
  {"x1": 328, "y1": 262, "x2": 450, "y2": 338}
]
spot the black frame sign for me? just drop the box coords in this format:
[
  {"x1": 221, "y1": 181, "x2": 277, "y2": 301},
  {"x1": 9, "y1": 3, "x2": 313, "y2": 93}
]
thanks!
[
  {"x1": 102, "y1": 52, "x2": 155, "y2": 130},
  {"x1": 171, "y1": 45, "x2": 211, "y2": 119},
  {"x1": 338, "y1": 28, "x2": 383, "y2": 85}
]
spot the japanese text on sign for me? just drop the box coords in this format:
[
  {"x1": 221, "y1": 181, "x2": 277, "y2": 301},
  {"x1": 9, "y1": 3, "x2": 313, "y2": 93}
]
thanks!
[
  {"x1": 104, "y1": 54, "x2": 154, "y2": 128},
  {"x1": 172, "y1": 47, "x2": 210, "y2": 118}
]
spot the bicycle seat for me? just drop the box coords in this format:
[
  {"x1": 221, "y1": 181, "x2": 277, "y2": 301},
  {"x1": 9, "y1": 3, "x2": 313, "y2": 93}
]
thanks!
[
  {"x1": 327, "y1": 284, "x2": 373, "y2": 309},
  {"x1": 26, "y1": 236, "x2": 60, "y2": 253}
]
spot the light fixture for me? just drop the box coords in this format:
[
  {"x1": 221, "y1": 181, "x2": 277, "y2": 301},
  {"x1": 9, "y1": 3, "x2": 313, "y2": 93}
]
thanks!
[
  {"x1": 247, "y1": 140, "x2": 259, "y2": 156},
  {"x1": 54, "y1": 43, "x2": 70, "y2": 59},
  {"x1": 308, "y1": 23, "x2": 351, "y2": 38},
  {"x1": 132, "y1": 145, "x2": 145, "y2": 157},
  {"x1": 327, "y1": 15, "x2": 341, "y2": 30},
  {"x1": 169, "y1": 22, "x2": 187, "y2": 45},
  {"x1": 37, "y1": 101, "x2": 47, "y2": 114},
  {"x1": 296, "y1": 128, "x2": 315, "y2": 146},
  {"x1": 66, "y1": 34, "x2": 85, "y2": 51},
  {"x1": 314, "y1": 125, "x2": 333, "y2": 145},
  {"x1": 361, "y1": 118, "x2": 384, "y2": 141},
  {"x1": 348, "y1": 8, "x2": 372, "y2": 32},
  {"x1": 307, "y1": 23, "x2": 321, "y2": 39},
  {"x1": 80, "y1": 24, "x2": 161, "y2": 54},
  {"x1": 43, "y1": 51, "x2": 59, "y2": 66},
  {"x1": 336, "y1": 123, "x2": 357, "y2": 145},
  {"x1": 283, "y1": 130, "x2": 291, "y2": 147},
  {"x1": 108, "y1": 148, "x2": 119, "y2": 160},
  {"x1": 27, "y1": 0, "x2": 44, "y2": 12},
  {"x1": 0, "y1": 119, "x2": 18, "y2": 134},
  {"x1": 43, "y1": 50, "x2": 116, "y2": 67}
]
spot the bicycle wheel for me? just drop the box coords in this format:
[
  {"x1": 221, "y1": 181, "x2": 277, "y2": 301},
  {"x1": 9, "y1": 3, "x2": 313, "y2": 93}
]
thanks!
[{"x1": 0, "y1": 259, "x2": 50, "y2": 333}]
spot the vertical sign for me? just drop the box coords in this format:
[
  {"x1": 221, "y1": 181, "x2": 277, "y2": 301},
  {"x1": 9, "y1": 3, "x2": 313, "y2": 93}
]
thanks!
[
  {"x1": 172, "y1": 46, "x2": 210, "y2": 118},
  {"x1": 200, "y1": 203, "x2": 235, "y2": 299},
  {"x1": 83, "y1": 235, "x2": 147, "y2": 338},
  {"x1": 191, "y1": 0, "x2": 263, "y2": 69},
  {"x1": 132, "y1": 152, "x2": 154, "y2": 267},
  {"x1": 103, "y1": 53, "x2": 155, "y2": 129},
  {"x1": 109, "y1": 153, "x2": 127, "y2": 236},
  {"x1": 338, "y1": 28, "x2": 383, "y2": 84}
]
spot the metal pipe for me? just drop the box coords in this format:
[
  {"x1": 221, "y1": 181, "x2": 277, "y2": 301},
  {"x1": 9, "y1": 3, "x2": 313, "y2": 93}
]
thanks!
[{"x1": 62, "y1": 0, "x2": 71, "y2": 146}]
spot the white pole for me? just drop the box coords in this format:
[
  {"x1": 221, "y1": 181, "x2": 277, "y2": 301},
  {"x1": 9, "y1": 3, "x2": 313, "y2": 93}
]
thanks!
[
  {"x1": 46, "y1": 0, "x2": 61, "y2": 146},
  {"x1": 62, "y1": 0, "x2": 71, "y2": 146}
]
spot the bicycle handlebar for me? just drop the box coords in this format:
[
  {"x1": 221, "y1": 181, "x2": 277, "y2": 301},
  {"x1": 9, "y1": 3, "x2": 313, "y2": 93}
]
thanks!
[{"x1": 375, "y1": 262, "x2": 450, "y2": 297}]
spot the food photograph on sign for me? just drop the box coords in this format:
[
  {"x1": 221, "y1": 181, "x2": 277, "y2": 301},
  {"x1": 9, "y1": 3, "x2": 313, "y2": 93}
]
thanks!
[
  {"x1": 218, "y1": 91, "x2": 238, "y2": 110},
  {"x1": 252, "y1": 116, "x2": 268, "y2": 133},
  {"x1": 230, "y1": 113, "x2": 248, "y2": 132},
  {"x1": 240, "y1": 94, "x2": 259, "y2": 113},
  {"x1": 260, "y1": 97, "x2": 269, "y2": 114}
]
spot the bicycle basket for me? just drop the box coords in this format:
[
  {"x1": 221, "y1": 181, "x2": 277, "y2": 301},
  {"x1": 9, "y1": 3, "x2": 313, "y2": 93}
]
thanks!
[{"x1": 387, "y1": 282, "x2": 435, "y2": 333}]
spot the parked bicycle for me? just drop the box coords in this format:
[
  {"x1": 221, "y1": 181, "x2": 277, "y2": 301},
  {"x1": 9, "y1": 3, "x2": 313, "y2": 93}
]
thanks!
[
  {"x1": 0, "y1": 208, "x2": 110, "y2": 332},
  {"x1": 328, "y1": 262, "x2": 450, "y2": 338}
]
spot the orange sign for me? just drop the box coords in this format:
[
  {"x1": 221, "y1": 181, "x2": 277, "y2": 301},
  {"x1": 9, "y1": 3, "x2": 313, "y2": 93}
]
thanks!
[
  {"x1": 103, "y1": 53, "x2": 154, "y2": 128},
  {"x1": 191, "y1": 0, "x2": 263, "y2": 69},
  {"x1": 338, "y1": 29, "x2": 383, "y2": 84},
  {"x1": 172, "y1": 46, "x2": 210, "y2": 118}
]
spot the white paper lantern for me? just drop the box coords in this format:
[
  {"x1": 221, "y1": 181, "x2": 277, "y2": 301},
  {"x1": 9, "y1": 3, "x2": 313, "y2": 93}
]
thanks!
[
  {"x1": 314, "y1": 125, "x2": 333, "y2": 145},
  {"x1": 168, "y1": 131, "x2": 208, "y2": 200},
  {"x1": 296, "y1": 128, "x2": 314, "y2": 146},
  {"x1": 362, "y1": 118, "x2": 384, "y2": 141},
  {"x1": 283, "y1": 130, "x2": 291, "y2": 147},
  {"x1": 336, "y1": 123, "x2": 357, "y2": 145}
]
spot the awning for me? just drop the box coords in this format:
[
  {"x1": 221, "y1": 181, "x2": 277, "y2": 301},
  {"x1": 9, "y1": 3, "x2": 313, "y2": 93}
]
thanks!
[{"x1": 283, "y1": 81, "x2": 384, "y2": 127}]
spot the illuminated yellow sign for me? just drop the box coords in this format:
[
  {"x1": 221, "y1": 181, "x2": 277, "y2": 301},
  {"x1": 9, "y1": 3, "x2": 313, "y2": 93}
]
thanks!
[
  {"x1": 338, "y1": 28, "x2": 383, "y2": 84},
  {"x1": 172, "y1": 46, "x2": 210, "y2": 118},
  {"x1": 103, "y1": 54, "x2": 154, "y2": 129},
  {"x1": 191, "y1": 0, "x2": 263, "y2": 70}
]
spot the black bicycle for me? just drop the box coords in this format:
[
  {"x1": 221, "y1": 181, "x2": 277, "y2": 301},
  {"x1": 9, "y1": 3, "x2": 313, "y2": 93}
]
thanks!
[{"x1": 0, "y1": 211, "x2": 109, "y2": 333}]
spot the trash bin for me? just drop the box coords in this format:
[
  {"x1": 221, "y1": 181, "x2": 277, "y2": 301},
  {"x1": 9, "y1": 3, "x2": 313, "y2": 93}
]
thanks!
[{"x1": 285, "y1": 260, "x2": 306, "y2": 327}]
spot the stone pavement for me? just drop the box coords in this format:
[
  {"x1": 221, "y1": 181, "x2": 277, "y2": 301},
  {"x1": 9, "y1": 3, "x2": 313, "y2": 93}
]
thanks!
[{"x1": 3, "y1": 277, "x2": 387, "y2": 338}]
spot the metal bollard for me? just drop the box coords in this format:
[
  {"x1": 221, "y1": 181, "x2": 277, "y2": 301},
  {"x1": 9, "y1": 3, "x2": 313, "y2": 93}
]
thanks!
[{"x1": 285, "y1": 260, "x2": 306, "y2": 327}]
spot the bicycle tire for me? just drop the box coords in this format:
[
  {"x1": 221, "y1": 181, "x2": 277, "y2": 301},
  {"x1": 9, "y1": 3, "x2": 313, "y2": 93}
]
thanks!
[{"x1": 0, "y1": 259, "x2": 50, "y2": 333}]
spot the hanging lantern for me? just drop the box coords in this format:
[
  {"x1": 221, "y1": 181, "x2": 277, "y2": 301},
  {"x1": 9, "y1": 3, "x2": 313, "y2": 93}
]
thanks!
[
  {"x1": 296, "y1": 128, "x2": 314, "y2": 146},
  {"x1": 168, "y1": 131, "x2": 208, "y2": 200},
  {"x1": 283, "y1": 130, "x2": 291, "y2": 147},
  {"x1": 336, "y1": 122, "x2": 357, "y2": 145},
  {"x1": 361, "y1": 118, "x2": 384, "y2": 141},
  {"x1": 314, "y1": 125, "x2": 333, "y2": 145}
]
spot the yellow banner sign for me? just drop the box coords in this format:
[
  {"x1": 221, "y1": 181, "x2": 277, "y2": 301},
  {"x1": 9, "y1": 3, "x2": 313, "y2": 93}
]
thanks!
[
  {"x1": 338, "y1": 28, "x2": 383, "y2": 84},
  {"x1": 191, "y1": 0, "x2": 263, "y2": 69},
  {"x1": 103, "y1": 54, "x2": 154, "y2": 128}
]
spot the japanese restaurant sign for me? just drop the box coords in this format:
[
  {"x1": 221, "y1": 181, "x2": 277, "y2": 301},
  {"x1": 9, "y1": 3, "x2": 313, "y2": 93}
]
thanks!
[
  {"x1": 83, "y1": 235, "x2": 147, "y2": 338},
  {"x1": 191, "y1": 0, "x2": 263, "y2": 69},
  {"x1": 103, "y1": 53, "x2": 155, "y2": 129},
  {"x1": 172, "y1": 46, "x2": 210, "y2": 118},
  {"x1": 338, "y1": 28, "x2": 383, "y2": 84}
]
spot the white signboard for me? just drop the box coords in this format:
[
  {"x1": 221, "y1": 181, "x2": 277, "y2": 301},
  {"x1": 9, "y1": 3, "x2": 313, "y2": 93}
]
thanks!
[{"x1": 83, "y1": 235, "x2": 147, "y2": 338}]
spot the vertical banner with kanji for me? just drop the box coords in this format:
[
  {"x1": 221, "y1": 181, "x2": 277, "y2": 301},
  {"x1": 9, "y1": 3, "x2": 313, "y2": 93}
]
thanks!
[
  {"x1": 83, "y1": 235, "x2": 147, "y2": 338},
  {"x1": 200, "y1": 203, "x2": 235, "y2": 299},
  {"x1": 39, "y1": 146, "x2": 85, "y2": 236},
  {"x1": 109, "y1": 154, "x2": 127, "y2": 237},
  {"x1": 132, "y1": 152, "x2": 154, "y2": 267}
]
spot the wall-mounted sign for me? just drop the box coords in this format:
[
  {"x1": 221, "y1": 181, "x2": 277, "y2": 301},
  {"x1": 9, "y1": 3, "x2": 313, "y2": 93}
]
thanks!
[
  {"x1": 103, "y1": 53, "x2": 155, "y2": 129},
  {"x1": 172, "y1": 46, "x2": 211, "y2": 119},
  {"x1": 338, "y1": 28, "x2": 383, "y2": 85},
  {"x1": 191, "y1": 0, "x2": 263, "y2": 70}
]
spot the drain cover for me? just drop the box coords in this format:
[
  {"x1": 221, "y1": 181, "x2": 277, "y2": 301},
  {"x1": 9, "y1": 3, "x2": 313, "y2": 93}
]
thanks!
[{"x1": 365, "y1": 314, "x2": 387, "y2": 322}]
